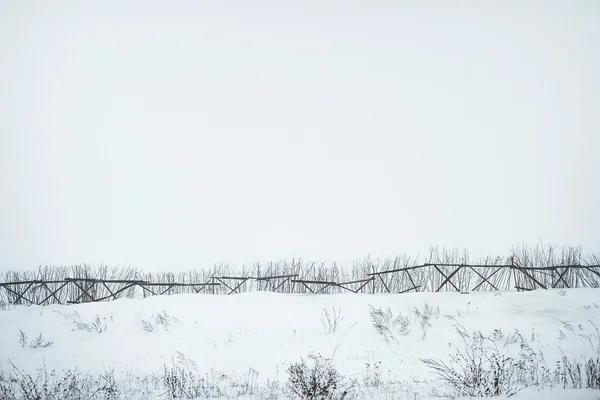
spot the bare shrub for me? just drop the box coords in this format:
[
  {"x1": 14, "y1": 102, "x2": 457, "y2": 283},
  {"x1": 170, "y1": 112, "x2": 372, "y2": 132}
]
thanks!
[
  {"x1": 369, "y1": 305, "x2": 411, "y2": 343},
  {"x1": 161, "y1": 360, "x2": 233, "y2": 399},
  {"x1": 29, "y1": 334, "x2": 54, "y2": 349},
  {"x1": 19, "y1": 331, "x2": 53, "y2": 349},
  {"x1": 362, "y1": 361, "x2": 382, "y2": 388},
  {"x1": 141, "y1": 320, "x2": 155, "y2": 333},
  {"x1": 287, "y1": 353, "x2": 355, "y2": 399},
  {"x1": 413, "y1": 303, "x2": 440, "y2": 339},
  {"x1": 579, "y1": 320, "x2": 600, "y2": 351},
  {"x1": 97, "y1": 369, "x2": 119, "y2": 400},
  {"x1": 55, "y1": 311, "x2": 107, "y2": 333},
  {"x1": 18, "y1": 330, "x2": 27, "y2": 348},
  {"x1": 421, "y1": 332, "x2": 538, "y2": 397},
  {"x1": 162, "y1": 362, "x2": 207, "y2": 399},
  {"x1": 141, "y1": 310, "x2": 179, "y2": 333},
  {"x1": 555, "y1": 321, "x2": 600, "y2": 389},
  {"x1": 321, "y1": 307, "x2": 344, "y2": 334},
  {"x1": 585, "y1": 356, "x2": 600, "y2": 389}
]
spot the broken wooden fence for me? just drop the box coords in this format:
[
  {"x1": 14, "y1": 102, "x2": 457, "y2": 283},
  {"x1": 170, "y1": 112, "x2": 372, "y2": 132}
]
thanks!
[
  {"x1": 367, "y1": 262, "x2": 600, "y2": 293},
  {"x1": 0, "y1": 263, "x2": 598, "y2": 305},
  {"x1": 0, "y1": 278, "x2": 221, "y2": 306},
  {"x1": 291, "y1": 277, "x2": 374, "y2": 294}
]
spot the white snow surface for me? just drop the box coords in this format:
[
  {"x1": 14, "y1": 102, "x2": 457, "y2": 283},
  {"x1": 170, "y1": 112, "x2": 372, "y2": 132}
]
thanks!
[{"x1": 1, "y1": 288, "x2": 599, "y2": 399}]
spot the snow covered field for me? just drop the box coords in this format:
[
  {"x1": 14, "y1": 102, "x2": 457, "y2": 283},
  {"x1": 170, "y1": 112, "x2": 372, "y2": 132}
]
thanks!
[{"x1": 1, "y1": 288, "x2": 599, "y2": 399}]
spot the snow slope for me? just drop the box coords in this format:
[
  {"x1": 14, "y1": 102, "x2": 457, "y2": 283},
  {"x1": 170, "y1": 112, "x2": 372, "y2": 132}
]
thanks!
[{"x1": 0, "y1": 288, "x2": 599, "y2": 399}]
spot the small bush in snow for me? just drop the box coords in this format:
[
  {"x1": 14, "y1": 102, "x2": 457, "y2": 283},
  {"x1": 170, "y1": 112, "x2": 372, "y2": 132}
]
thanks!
[
  {"x1": 489, "y1": 328, "x2": 504, "y2": 341},
  {"x1": 161, "y1": 362, "x2": 223, "y2": 399},
  {"x1": 585, "y1": 356, "x2": 600, "y2": 389},
  {"x1": 321, "y1": 306, "x2": 344, "y2": 334},
  {"x1": 553, "y1": 351, "x2": 600, "y2": 390},
  {"x1": 141, "y1": 320, "x2": 155, "y2": 333},
  {"x1": 143, "y1": 310, "x2": 179, "y2": 332},
  {"x1": 55, "y1": 311, "x2": 107, "y2": 333},
  {"x1": 155, "y1": 310, "x2": 178, "y2": 330},
  {"x1": 162, "y1": 363, "x2": 203, "y2": 399},
  {"x1": 555, "y1": 321, "x2": 600, "y2": 390},
  {"x1": 369, "y1": 305, "x2": 410, "y2": 343},
  {"x1": 413, "y1": 303, "x2": 440, "y2": 340},
  {"x1": 362, "y1": 361, "x2": 382, "y2": 388},
  {"x1": 29, "y1": 333, "x2": 54, "y2": 349},
  {"x1": 287, "y1": 353, "x2": 354, "y2": 400},
  {"x1": 18, "y1": 330, "x2": 27, "y2": 348},
  {"x1": 503, "y1": 329, "x2": 525, "y2": 347},
  {"x1": 421, "y1": 333, "x2": 536, "y2": 397},
  {"x1": 555, "y1": 353, "x2": 584, "y2": 389},
  {"x1": 19, "y1": 330, "x2": 53, "y2": 349},
  {"x1": 413, "y1": 303, "x2": 440, "y2": 320},
  {"x1": 579, "y1": 320, "x2": 600, "y2": 352},
  {"x1": 97, "y1": 369, "x2": 119, "y2": 400}
]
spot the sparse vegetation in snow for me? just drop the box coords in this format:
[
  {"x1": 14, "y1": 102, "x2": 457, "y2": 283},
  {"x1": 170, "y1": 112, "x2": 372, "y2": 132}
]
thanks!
[
  {"x1": 287, "y1": 353, "x2": 356, "y2": 400},
  {"x1": 55, "y1": 311, "x2": 107, "y2": 333},
  {"x1": 320, "y1": 306, "x2": 344, "y2": 334},
  {"x1": 369, "y1": 305, "x2": 411, "y2": 343},
  {"x1": 18, "y1": 330, "x2": 53, "y2": 349},
  {"x1": 141, "y1": 310, "x2": 179, "y2": 332}
]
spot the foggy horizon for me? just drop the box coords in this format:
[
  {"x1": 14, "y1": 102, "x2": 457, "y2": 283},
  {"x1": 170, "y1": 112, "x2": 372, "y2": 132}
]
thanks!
[{"x1": 1, "y1": 1, "x2": 598, "y2": 272}]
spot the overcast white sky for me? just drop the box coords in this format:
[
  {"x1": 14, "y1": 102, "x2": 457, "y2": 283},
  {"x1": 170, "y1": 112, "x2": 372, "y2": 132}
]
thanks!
[{"x1": 1, "y1": 1, "x2": 598, "y2": 272}]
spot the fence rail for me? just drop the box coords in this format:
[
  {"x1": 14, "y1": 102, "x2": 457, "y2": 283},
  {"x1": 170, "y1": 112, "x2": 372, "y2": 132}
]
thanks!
[{"x1": 1, "y1": 261, "x2": 598, "y2": 306}]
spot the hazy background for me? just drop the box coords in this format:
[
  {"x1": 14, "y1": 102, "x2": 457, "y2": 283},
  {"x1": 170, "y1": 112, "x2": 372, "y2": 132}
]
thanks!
[{"x1": 1, "y1": 1, "x2": 598, "y2": 272}]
